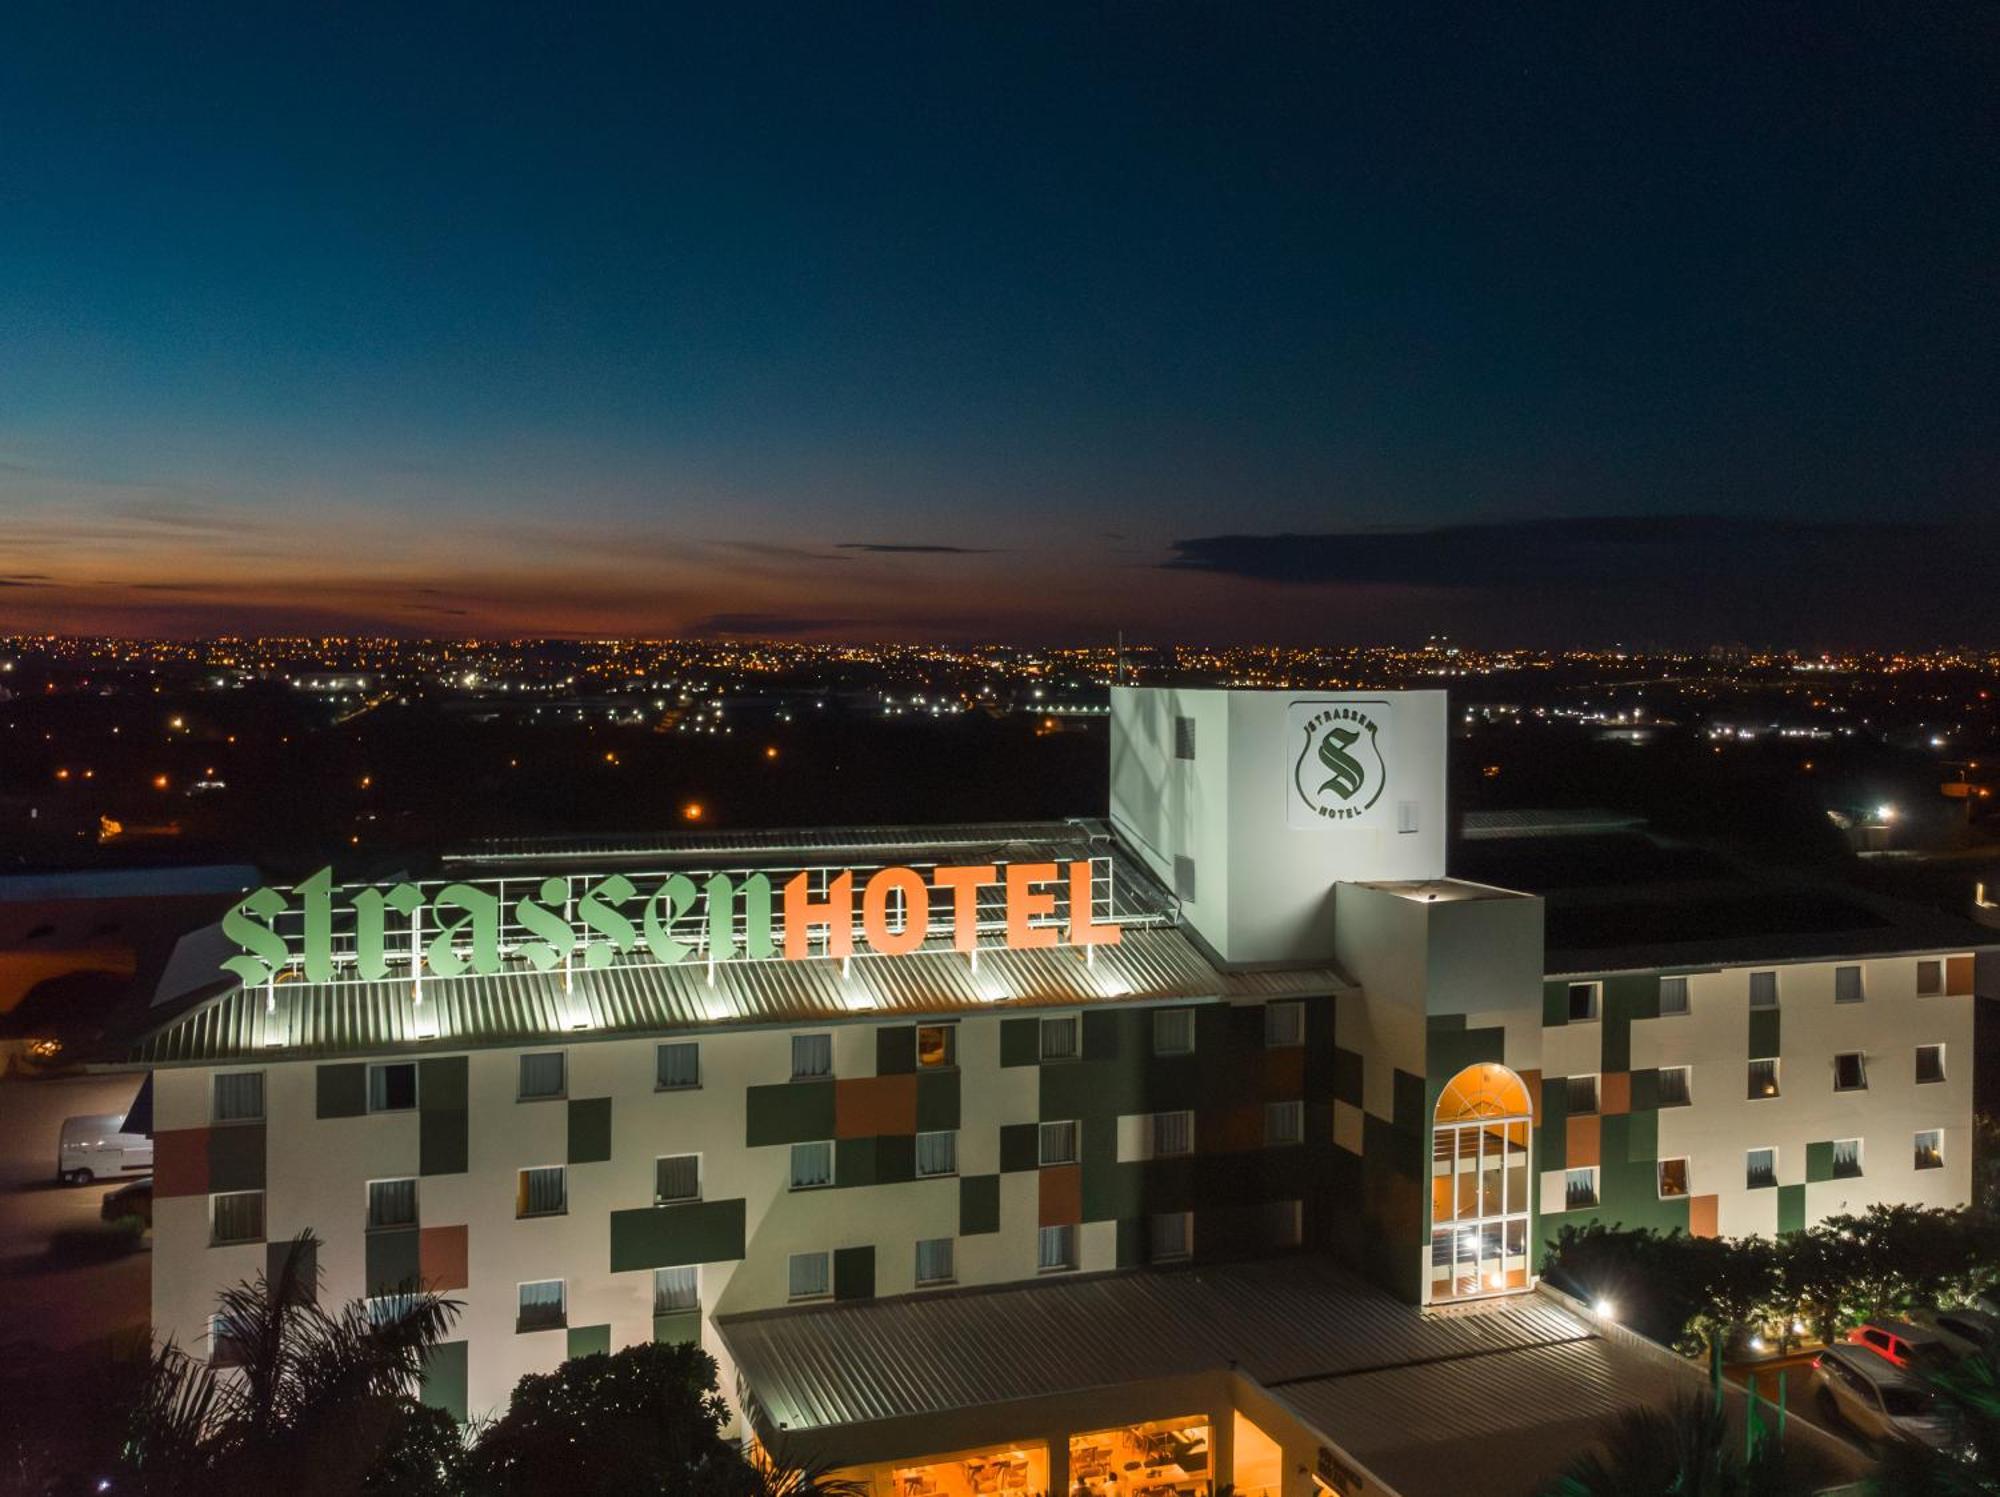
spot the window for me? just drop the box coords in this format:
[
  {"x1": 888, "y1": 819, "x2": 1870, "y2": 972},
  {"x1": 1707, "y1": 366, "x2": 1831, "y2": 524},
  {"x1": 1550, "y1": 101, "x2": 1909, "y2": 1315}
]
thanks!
[
  {"x1": 1039, "y1": 1016, "x2": 1080, "y2": 1061},
  {"x1": 1914, "y1": 1131, "x2": 1943, "y2": 1171},
  {"x1": 1565, "y1": 1167, "x2": 1599, "y2": 1209},
  {"x1": 1657, "y1": 1157, "x2": 1690, "y2": 1199},
  {"x1": 917, "y1": 1025, "x2": 955, "y2": 1069},
  {"x1": 789, "y1": 1141, "x2": 834, "y2": 1189},
  {"x1": 1174, "y1": 715, "x2": 1197, "y2": 760},
  {"x1": 1748, "y1": 1059, "x2": 1780, "y2": 1099},
  {"x1": 1658, "y1": 976, "x2": 1690, "y2": 1016},
  {"x1": 1567, "y1": 982, "x2": 1600, "y2": 1021},
  {"x1": 1153, "y1": 1008, "x2": 1195, "y2": 1056},
  {"x1": 516, "y1": 1166, "x2": 567, "y2": 1218},
  {"x1": 1835, "y1": 965, "x2": 1864, "y2": 1004},
  {"x1": 1749, "y1": 970, "x2": 1778, "y2": 1008},
  {"x1": 1149, "y1": 1211, "x2": 1192, "y2": 1263},
  {"x1": 1657, "y1": 1065, "x2": 1692, "y2": 1108},
  {"x1": 1746, "y1": 1148, "x2": 1777, "y2": 1189},
  {"x1": 1917, "y1": 959, "x2": 1944, "y2": 996},
  {"x1": 656, "y1": 1041, "x2": 700, "y2": 1090},
  {"x1": 1565, "y1": 1074, "x2": 1600, "y2": 1115},
  {"x1": 1832, "y1": 1139, "x2": 1863, "y2": 1179},
  {"x1": 790, "y1": 1033, "x2": 832, "y2": 1080},
  {"x1": 1916, "y1": 1045, "x2": 1945, "y2": 1085},
  {"x1": 212, "y1": 1071, "x2": 265, "y2": 1123},
  {"x1": 654, "y1": 1265, "x2": 698, "y2": 1313},
  {"x1": 1265, "y1": 1100, "x2": 1304, "y2": 1147},
  {"x1": 1038, "y1": 1120, "x2": 1079, "y2": 1166},
  {"x1": 1037, "y1": 1224, "x2": 1077, "y2": 1271},
  {"x1": 915, "y1": 1130, "x2": 958, "y2": 1178},
  {"x1": 1264, "y1": 1001, "x2": 1305, "y2": 1048},
  {"x1": 209, "y1": 1311, "x2": 252, "y2": 1367},
  {"x1": 655, "y1": 1154, "x2": 701, "y2": 1203},
  {"x1": 367, "y1": 1178, "x2": 418, "y2": 1230},
  {"x1": 915, "y1": 1237, "x2": 955, "y2": 1285},
  {"x1": 788, "y1": 1251, "x2": 831, "y2": 1300},
  {"x1": 1834, "y1": 1053, "x2": 1868, "y2": 1092},
  {"x1": 211, "y1": 1190, "x2": 264, "y2": 1245},
  {"x1": 1151, "y1": 1111, "x2": 1194, "y2": 1157},
  {"x1": 367, "y1": 1062, "x2": 417, "y2": 1113},
  {"x1": 517, "y1": 1051, "x2": 565, "y2": 1100},
  {"x1": 1263, "y1": 1199, "x2": 1304, "y2": 1248},
  {"x1": 516, "y1": 1279, "x2": 565, "y2": 1333},
  {"x1": 365, "y1": 1294, "x2": 421, "y2": 1328}
]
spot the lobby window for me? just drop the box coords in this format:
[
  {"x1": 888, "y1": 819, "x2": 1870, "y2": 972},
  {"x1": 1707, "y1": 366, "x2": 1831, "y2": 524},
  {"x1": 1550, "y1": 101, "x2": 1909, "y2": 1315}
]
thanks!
[
  {"x1": 1749, "y1": 971, "x2": 1778, "y2": 1009},
  {"x1": 654, "y1": 1265, "x2": 698, "y2": 1314},
  {"x1": 1264, "y1": 1001, "x2": 1305, "y2": 1049},
  {"x1": 1567, "y1": 982, "x2": 1600, "y2": 1022},
  {"x1": 1150, "y1": 1211, "x2": 1192, "y2": 1263},
  {"x1": 1266, "y1": 1100, "x2": 1304, "y2": 1147},
  {"x1": 210, "y1": 1190, "x2": 265, "y2": 1246},
  {"x1": 1916, "y1": 1045, "x2": 1946, "y2": 1085},
  {"x1": 1746, "y1": 1148, "x2": 1777, "y2": 1190},
  {"x1": 367, "y1": 1177, "x2": 418, "y2": 1231},
  {"x1": 1914, "y1": 1131, "x2": 1944, "y2": 1171},
  {"x1": 1917, "y1": 959, "x2": 1944, "y2": 996},
  {"x1": 1748, "y1": 1059, "x2": 1780, "y2": 1099},
  {"x1": 212, "y1": 1071, "x2": 265, "y2": 1124},
  {"x1": 517, "y1": 1051, "x2": 566, "y2": 1101},
  {"x1": 915, "y1": 1130, "x2": 958, "y2": 1178},
  {"x1": 655, "y1": 1154, "x2": 701, "y2": 1204},
  {"x1": 515, "y1": 1280, "x2": 566, "y2": 1333},
  {"x1": 1039, "y1": 1120, "x2": 1080, "y2": 1167},
  {"x1": 1151, "y1": 1111, "x2": 1194, "y2": 1158},
  {"x1": 1038, "y1": 1224, "x2": 1078, "y2": 1272},
  {"x1": 1564, "y1": 1167, "x2": 1599, "y2": 1210},
  {"x1": 656, "y1": 1041, "x2": 700, "y2": 1091},
  {"x1": 516, "y1": 1166, "x2": 567, "y2": 1218},
  {"x1": 791, "y1": 1033, "x2": 833, "y2": 1080},
  {"x1": 917, "y1": 1024, "x2": 955, "y2": 1069},
  {"x1": 1832, "y1": 1139, "x2": 1863, "y2": 1179},
  {"x1": 1263, "y1": 1199, "x2": 1304, "y2": 1248},
  {"x1": 788, "y1": 1251, "x2": 831, "y2": 1300},
  {"x1": 1835, "y1": 965, "x2": 1865, "y2": 1004},
  {"x1": 1834, "y1": 1053, "x2": 1868, "y2": 1092},
  {"x1": 1658, "y1": 1065, "x2": 1692, "y2": 1108},
  {"x1": 1658, "y1": 976, "x2": 1690, "y2": 1016},
  {"x1": 915, "y1": 1237, "x2": 955, "y2": 1286},
  {"x1": 1039, "y1": 1015, "x2": 1080, "y2": 1062},
  {"x1": 1565, "y1": 1074, "x2": 1600, "y2": 1116},
  {"x1": 367, "y1": 1062, "x2": 417, "y2": 1113},
  {"x1": 789, "y1": 1141, "x2": 834, "y2": 1190},
  {"x1": 1657, "y1": 1157, "x2": 1690, "y2": 1199},
  {"x1": 1153, "y1": 1008, "x2": 1196, "y2": 1056}
]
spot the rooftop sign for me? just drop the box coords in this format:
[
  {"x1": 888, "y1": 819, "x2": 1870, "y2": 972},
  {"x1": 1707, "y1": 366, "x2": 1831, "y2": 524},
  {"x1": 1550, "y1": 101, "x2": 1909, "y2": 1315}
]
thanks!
[{"x1": 223, "y1": 858, "x2": 1122, "y2": 990}]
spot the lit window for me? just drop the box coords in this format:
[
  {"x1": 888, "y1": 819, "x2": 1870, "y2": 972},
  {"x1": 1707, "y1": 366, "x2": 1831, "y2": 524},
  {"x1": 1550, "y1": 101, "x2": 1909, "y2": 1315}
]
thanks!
[
  {"x1": 1914, "y1": 1131, "x2": 1943, "y2": 1171},
  {"x1": 655, "y1": 1154, "x2": 700, "y2": 1203},
  {"x1": 1265, "y1": 1100, "x2": 1304, "y2": 1147},
  {"x1": 1039, "y1": 1016, "x2": 1080, "y2": 1062},
  {"x1": 367, "y1": 1178, "x2": 418, "y2": 1230},
  {"x1": 1038, "y1": 1120, "x2": 1079, "y2": 1166},
  {"x1": 1746, "y1": 1148, "x2": 1777, "y2": 1189},
  {"x1": 790, "y1": 1033, "x2": 833, "y2": 1080},
  {"x1": 1916, "y1": 1045, "x2": 1945, "y2": 1085},
  {"x1": 518, "y1": 1051, "x2": 566, "y2": 1100},
  {"x1": 1834, "y1": 1053, "x2": 1867, "y2": 1092},
  {"x1": 789, "y1": 1141, "x2": 834, "y2": 1189},
  {"x1": 1832, "y1": 1139, "x2": 1863, "y2": 1179},
  {"x1": 916, "y1": 1130, "x2": 958, "y2": 1177},
  {"x1": 1748, "y1": 1058, "x2": 1780, "y2": 1099},
  {"x1": 1037, "y1": 1224, "x2": 1077, "y2": 1271},
  {"x1": 1748, "y1": 971, "x2": 1778, "y2": 1009},
  {"x1": 917, "y1": 1025, "x2": 955, "y2": 1069},
  {"x1": 1151, "y1": 1111, "x2": 1194, "y2": 1157},
  {"x1": 1916, "y1": 960, "x2": 1943, "y2": 996},
  {"x1": 210, "y1": 1190, "x2": 265, "y2": 1245},
  {"x1": 516, "y1": 1166, "x2": 567, "y2": 1218},
  {"x1": 1149, "y1": 1211, "x2": 1192, "y2": 1263},
  {"x1": 1152, "y1": 1008, "x2": 1195, "y2": 1056},
  {"x1": 516, "y1": 1279, "x2": 565, "y2": 1333},
  {"x1": 1657, "y1": 1066, "x2": 1692, "y2": 1107},
  {"x1": 1658, "y1": 976, "x2": 1690, "y2": 1016},
  {"x1": 1565, "y1": 1075, "x2": 1599, "y2": 1115},
  {"x1": 1835, "y1": 966, "x2": 1864, "y2": 1004},
  {"x1": 788, "y1": 1251, "x2": 831, "y2": 1300},
  {"x1": 1567, "y1": 983, "x2": 1600, "y2": 1021},
  {"x1": 653, "y1": 1265, "x2": 698, "y2": 1313},
  {"x1": 1657, "y1": 1158, "x2": 1690, "y2": 1199},
  {"x1": 213, "y1": 1071, "x2": 265, "y2": 1123},
  {"x1": 367, "y1": 1062, "x2": 417, "y2": 1113},
  {"x1": 656, "y1": 1041, "x2": 700, "y2": 1090},
  {"x1": 915, "y1": 1237, "x2": 955, "y2": 1285},
  {"x1": 1264, "y1": 1001, "x2": 1305, "y2": 1048}
]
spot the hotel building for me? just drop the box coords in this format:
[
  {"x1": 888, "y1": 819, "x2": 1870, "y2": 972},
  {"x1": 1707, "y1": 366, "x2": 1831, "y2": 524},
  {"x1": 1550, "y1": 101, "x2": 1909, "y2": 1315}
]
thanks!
[{"x1": 128, "y1": 688, "x2": 1985, "y2": 1497}]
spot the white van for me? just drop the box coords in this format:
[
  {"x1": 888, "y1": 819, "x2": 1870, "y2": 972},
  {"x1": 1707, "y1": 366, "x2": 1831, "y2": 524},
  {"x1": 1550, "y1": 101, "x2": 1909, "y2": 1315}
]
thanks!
[{"x1": 57, "y1": 1113, "x2": 153, "y2": 1185}]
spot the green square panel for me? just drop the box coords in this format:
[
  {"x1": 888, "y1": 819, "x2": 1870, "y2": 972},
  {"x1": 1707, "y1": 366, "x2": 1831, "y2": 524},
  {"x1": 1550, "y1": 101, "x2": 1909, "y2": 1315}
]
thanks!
[
  {"x1": 874, "y1": 1133, "x2": 915, "y2": 1185},
  {"x1": 420, "y1": 1341, "x2": 468, "y2": 1423},
  {"x1": 745, "y1": 1082, "x2": 836, "y2": 1147},
  {"x1": 1115, "y1": 1217, "x2": 1145, "y2": 1268},
  {"x1": 1805, "y1": 1141, "x2": 1834, "y2": 1183},
  {"x1": 608, "y1": 1199, "x2": 746, "y2": 1271},
  {"x1": 835, "y1": 1136, "x2": 878, "y2": 1187},
  {"x1": 1542, "y1": 982, "x2": 1571, "y2": 1027},
  {"x1": 420, "y1": 1108, "x2": 468, "y2": 1176},
  {"x1": 418, "y1": 1056, "x2": 468, "y2": 1112},
  {"x1": 834, "y1": 1245, "x2": 875, "y2": 1301},
  {"x1": 653, "y1": 1309, "x2": 701, "y2": 1347},
  {"x1": 960, "y1": 1175, "x2": 1000, "y2": 1235},
  {"x1": 567, "y1": 1098, "x2": 612, "y2": 1165},
  {"x1": 876, "y1": 1026, "x2": 917, "y2": 1075},
  {"x1": 1749, "y1": 1008, "x2": 1781, "y2": 1060},
  {"x1": 566, "y1": 1323, "x2": 610, "y2": 1359},
  {"x1": 999, "y1": 1123, "x2": 1039, "y2": 1173},
  {"x1": 999, "y1": 1018, "x2": 1040, "y2": 1068},
  {"x1": 1332, "y1": 1048, "x2": 1363, "y2": 1107},
  {"x1": 1777, "y1": 1183, "x2": 1807, "y2": 1235},
  {"x1": 316, "y1": 1063, "x2": 367, "y2": 1119},
  {"x1": 1391, "y1": 1070, "x2": 1426, "y2": 1134},
  {"x1": 915, "y1": 1071, "x2": 960, "y2": 1131},
  {"x1": 1628, "y1": 1068, "x2": 1660, "y2": 1114},
  {"x1": 207, "y1": 1123, "x2": 266, "y2": 1192},
  {"x1": 365, "y1": 1227, "x2": 421, "y2": 1297}
]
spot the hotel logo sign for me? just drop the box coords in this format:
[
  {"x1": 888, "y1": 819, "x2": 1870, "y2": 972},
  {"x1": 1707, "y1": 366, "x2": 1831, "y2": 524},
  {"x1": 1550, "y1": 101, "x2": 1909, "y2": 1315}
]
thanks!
[{"x1": 1287, "y1": 698, "x2": 1392, "y2": 829}]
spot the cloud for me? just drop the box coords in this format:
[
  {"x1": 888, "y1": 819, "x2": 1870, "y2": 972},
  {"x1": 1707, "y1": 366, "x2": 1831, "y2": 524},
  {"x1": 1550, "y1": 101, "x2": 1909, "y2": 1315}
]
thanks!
[
  {"x1": 836, "y1": 542, "x2": 994, "y2": 555},
  {"x1": 403, "y1": 603, "x2": 470, "y2": 616},
  {"x1": 0, "y1": 574, "x2": 51, "y2": 586},
  {"x1": 714, "y1": 541, "x2": 855, "y2": 564}
]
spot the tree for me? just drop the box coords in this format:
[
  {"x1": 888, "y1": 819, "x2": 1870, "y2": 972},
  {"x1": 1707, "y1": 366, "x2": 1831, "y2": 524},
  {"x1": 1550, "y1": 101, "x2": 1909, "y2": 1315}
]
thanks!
[{"x1": 1541, "y1": 1393, "x2": 1816, "y2": 1497}]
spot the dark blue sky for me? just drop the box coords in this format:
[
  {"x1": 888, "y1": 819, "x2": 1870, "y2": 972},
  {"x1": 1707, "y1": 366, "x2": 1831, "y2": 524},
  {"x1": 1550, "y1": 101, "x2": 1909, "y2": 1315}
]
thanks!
[{"x1": 2, "y1": 3, "x2": 1995, "y2": 643}]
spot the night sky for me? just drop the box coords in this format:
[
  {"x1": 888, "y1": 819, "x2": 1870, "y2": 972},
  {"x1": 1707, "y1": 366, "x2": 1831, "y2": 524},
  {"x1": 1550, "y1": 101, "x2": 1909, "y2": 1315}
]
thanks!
[{"x1": 2, "y1": 4, "x2": 1995, "y2": 645}]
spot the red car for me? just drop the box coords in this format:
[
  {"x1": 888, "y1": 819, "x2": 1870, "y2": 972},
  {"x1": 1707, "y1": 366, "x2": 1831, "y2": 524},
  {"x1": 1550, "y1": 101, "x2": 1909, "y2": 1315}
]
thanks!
[{"x1": 1845, "y1": 1320, "x2": 1960, "y2": 1375}]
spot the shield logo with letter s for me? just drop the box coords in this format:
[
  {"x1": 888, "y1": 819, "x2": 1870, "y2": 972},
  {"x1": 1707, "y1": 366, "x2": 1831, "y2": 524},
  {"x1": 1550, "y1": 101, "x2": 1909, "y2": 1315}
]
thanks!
[{"x1": 1286, "y1": 699, "x2": 1392, "y2": 828}]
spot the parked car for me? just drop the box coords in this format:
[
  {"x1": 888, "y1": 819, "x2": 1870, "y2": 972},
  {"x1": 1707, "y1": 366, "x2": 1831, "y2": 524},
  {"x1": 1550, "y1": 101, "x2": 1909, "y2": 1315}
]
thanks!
[
  {"x1": 1919, "y1": 1306, "x2": 2000, "y2": 1355},
  {"x1": 100, "y1": 1176, "x2": 153, "y2": 1228},
  {"x1": 56, "y1": 1113, "x2": 153, "y2": 1185},
  {"x1": 1845, "y1": 1320, "x2": 1962, "y2": 1375},
  {"x1": 1811, "y1": 1346, "x2": 1954, "y2": 1450}
]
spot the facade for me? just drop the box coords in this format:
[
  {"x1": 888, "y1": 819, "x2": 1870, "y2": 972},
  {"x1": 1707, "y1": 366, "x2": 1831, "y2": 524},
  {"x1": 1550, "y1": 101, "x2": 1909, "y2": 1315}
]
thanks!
[{"x1": 130, "y1": 686, "x2": 1988, "y2": 1497}]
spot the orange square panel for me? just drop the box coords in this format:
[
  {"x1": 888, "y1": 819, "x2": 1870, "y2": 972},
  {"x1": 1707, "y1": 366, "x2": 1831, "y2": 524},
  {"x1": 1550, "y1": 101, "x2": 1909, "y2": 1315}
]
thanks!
[
  {"x1": 834, "y1": 1075, "x2": 916, "y2": 1139},
  {"x1": 1565, "y1": 1115, "x2": 1601, "y2": 1169},
  {"x1": 1689, "y1": 1194, "x2": 1719, "y2": 1239}
]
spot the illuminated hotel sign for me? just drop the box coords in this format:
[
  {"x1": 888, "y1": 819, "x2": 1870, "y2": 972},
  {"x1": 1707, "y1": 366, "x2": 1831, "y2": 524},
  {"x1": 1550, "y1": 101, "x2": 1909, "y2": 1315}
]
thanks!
[{"x1": 222, "y1": 859, "x2": 1121, "y2": 989}]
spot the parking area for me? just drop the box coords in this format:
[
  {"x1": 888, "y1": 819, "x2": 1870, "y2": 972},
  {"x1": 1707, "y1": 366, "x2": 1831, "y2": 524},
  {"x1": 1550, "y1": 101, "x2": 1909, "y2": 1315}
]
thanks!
[{"x1": 0, "y1": 1071, "x2": 152, "y2": 1361}]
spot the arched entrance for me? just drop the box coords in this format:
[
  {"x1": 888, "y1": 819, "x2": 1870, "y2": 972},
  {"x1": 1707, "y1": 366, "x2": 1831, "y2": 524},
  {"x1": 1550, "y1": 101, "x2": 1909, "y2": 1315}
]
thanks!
[{"x1": 1428, "y1": 1063, "x2": 1533, "y2": 1302}]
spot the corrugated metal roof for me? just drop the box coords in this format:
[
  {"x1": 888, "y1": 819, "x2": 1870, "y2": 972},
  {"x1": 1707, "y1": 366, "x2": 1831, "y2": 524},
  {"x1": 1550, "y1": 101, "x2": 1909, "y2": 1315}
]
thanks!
[
  {"x1": 130, "y1": 923, "x2": 1229, "y2": 1065},
  {"x1": 716, "y1": 1255, "x2": 1588, "y2": 1435}
]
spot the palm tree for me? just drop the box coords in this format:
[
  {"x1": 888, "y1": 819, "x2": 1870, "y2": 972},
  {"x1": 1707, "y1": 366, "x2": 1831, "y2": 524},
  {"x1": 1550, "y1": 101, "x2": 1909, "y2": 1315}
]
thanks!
[
  {"x1": 1869, "y1": 1344, "x2": 2000, "y2": 1495},
  {"x1": 1540, "y1": 1393, "x2": 1816, "y2": 1497}
]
